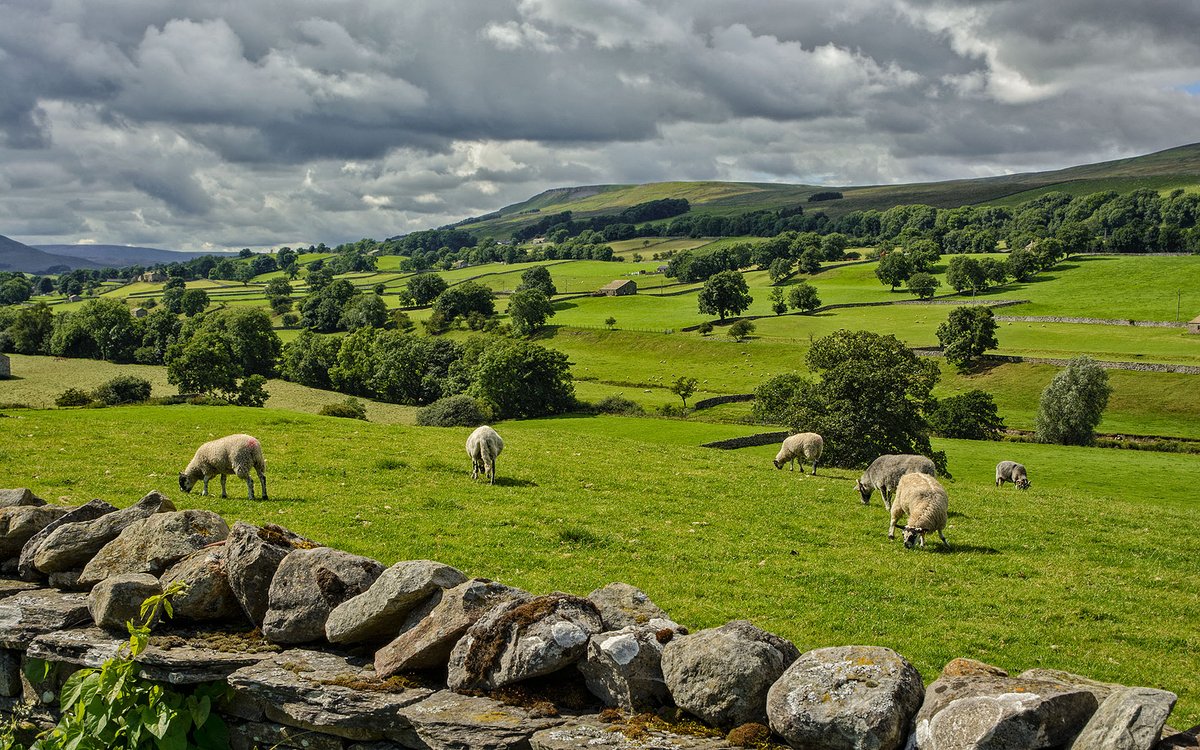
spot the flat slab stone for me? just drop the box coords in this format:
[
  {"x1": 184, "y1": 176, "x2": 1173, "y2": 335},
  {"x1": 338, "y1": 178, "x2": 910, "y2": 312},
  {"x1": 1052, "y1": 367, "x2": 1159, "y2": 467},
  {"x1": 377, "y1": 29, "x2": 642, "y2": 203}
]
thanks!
[
  {"x1": 27, "y1": 627, "x2": 274, "y2": 684},
  {"x1": 395, "y1": 689, "x2": 566, "y2": 750},
  {"x1": 228, "y1": 649, "x2": 433, "y2": 741},
  {"x1": 228, "y1": 719, "x2": 347, "y2": 750},
  {"x1": 0, "y1": 588, "x2": 90, "y2": 648},
  {"x1": 0, "y1": 579, "x2": 41, "y2": 599},
  {"x1": 532, "y1": 720, "x2": 732, "y2": 750}
]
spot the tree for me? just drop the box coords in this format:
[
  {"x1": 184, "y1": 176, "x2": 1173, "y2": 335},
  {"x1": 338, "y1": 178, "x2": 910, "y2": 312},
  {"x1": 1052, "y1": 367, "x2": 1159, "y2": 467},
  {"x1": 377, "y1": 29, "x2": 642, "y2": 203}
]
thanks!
[
  {"x1": 280, "y1": 330, "x2": 342, "y2": 389},
  {"x1": 927, "y1": 390, "x2": 1005, "y2": 440},
  {"x1": 796, "y1": 248, "x2": 822, "y2": 275},
  {"x1": 300, "y1": 278, "x2": 357, "y2": 332},
  {"x1": 1005, "y1": 247, "x2": 1040, "y2": 281},
  {"x1": 728, "y1": 319, "x2": 755, "y2": 342},
  {"x1": 179, "y1": 288, "x2": 209, "y2": 317},
  {"x1": 507, "y1": 288, "x2": 555, "y2": 336},
  {"x1": 516, "y1": 265, "x2": 557, "y2": 297},
  {"x1": 945, "y1": 255, "x2": 987, "y2": 294},
  {"x1": 470, "y1": 340, "x2": 574, "y2": 418},
  {"x1": 406, "y1": 273, "x2": 448, "y2": 305},
  {"x1": 162, "y1": 286, "x2": 185, "y2": 314},
  {"x1": 48, "y1": 298, "x2": 138, "y2": 362},
  {"x1": 1035, "y1": 356, "x2": 1111, "y2": 445},
  {"x1": 340, "y1": 293, "x2": 389, "y2": 330},
  {"x1": 433, "y1": 281, "x2": 495, "y2": 322},
  {"x1": 165, "y1": 330, "x2": 240, "y2": 397},
  {"x1": 907, "y1": 272, "x2": 941, "y2": 300},
  {"x1": 874, "y1": 251, "x2": 913, "y2": 290},
  {"x1": 183, "y1": 307, "x2": 282, "y2": 378},
  {"x1": 697, "y1": 321, "x2": 713, "y2": 336},
  {"x1": 751, "y1": 329, "x2": 945, "y2": 471},
  {"x1": 670, "y1": 376, "x2": 698, "y2": 407},
  {"x1": 788, "y1": 282, "x2": 821, "y2": 313},
  {"x1": 5, "y1": 302, "x2": 53, "y2": 354},
  {"x1": 604, "y1": 316, "x2": 617, "y2": 330},
  {"x1": 265, "y1": 277, "x2": 293, "y2": 301},
  {"x1": 767, "y1": 258, "x2": 793, "y2": 285},
  {"x1": 697, "y1": 270, "x2": 752, "y2": 321},
  {"x1": 936, "y1": 306, "x2": 998, "y2": 372},
  {"x1": 906, "y1": 239, "x2": 941, "y2": 273},
  {"x1": 769, "y1": 288, "x2": 787, "y2": 315}
]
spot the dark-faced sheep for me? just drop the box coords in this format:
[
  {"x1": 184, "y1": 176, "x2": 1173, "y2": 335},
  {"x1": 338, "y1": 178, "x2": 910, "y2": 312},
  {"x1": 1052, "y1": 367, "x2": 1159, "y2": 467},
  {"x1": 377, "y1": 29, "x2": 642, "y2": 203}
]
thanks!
[
  {"x1": 466, "y1": 425, "x2": 504, "y2": 484},
  {"x1": 179, "y1": 434, "x2": 267, "y2": 501},
  {"x1": 995, "y1": 461, "x2": 1030, "y2": 490},
  {"x1": 854, "y1": 454, "x2": 936, "y2": 509},
  {"x1": 889, "y1": 472, "x2": 949, "y2": 549},
  {"x1": 773, "y1": 432, "x2": 824, "y2": 475}
]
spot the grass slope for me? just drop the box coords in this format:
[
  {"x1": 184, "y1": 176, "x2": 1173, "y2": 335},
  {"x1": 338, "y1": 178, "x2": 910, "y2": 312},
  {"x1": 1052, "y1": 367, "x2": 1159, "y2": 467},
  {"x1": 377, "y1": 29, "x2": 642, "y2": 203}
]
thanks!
[{"x1": 1, "y1": 405, "x2": 1196, "y2": 726}]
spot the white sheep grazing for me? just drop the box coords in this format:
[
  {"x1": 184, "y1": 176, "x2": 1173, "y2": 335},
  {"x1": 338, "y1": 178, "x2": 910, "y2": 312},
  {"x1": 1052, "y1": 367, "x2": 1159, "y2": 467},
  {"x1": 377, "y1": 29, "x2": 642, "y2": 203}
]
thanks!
[
  {"x1": 466, "y1": 426, "x2": 504, "y2": 485},
  {"x1": 773, "y1": 432, "x2": 824, "y2": 475},
  {"x1": 995, "y1": 460, "x2": 1031, "y2": 490},
  {"x1": 889, "y1": 472, "x2": 949, "y2": 549},
  {"x1": 178, "y1": 434, "x2": 267, "y2": 501},
  {"x1": 855, "y1": 454, "x2": 936, "y2": 510}
]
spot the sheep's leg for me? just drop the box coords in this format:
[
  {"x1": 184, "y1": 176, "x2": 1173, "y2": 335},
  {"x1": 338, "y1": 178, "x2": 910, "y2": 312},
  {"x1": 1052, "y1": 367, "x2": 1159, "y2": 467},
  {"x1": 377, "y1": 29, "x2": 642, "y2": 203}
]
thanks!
[
  {"x1": 938, "y1": 530, "x2": 949, "y2": 548},
  {"x1": 201, "y1": 476, "x2": 210, "y2": 496},
  {"x1": 258, "y1": 471, "x2": 268, "y2": 501},
  {"x1": 242, "y1": 472, "x2": 255, "y2": 501},
  {"x1": 811, "y1": 460, "x2": 818, "y2": 476},
  {"x1": 220, "y1": 474, "x2": 228, "y2": 499},
  {"x1": 888, "y1": 516, "x2": 897, "y2": 540},
  {"x1": 881, "y1": 488, "x2": 892, "y2": 512},
  {"x1": 488, "y1": 461, "x2": 496, "y2": 485}
]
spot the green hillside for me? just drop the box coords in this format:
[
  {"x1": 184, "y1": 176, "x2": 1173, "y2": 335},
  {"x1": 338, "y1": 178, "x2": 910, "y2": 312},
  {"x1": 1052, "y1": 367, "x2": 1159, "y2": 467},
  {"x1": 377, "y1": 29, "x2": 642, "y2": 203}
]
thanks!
[{"x1": 460, "y1": 143, "x2": 1200, "y2": 238}]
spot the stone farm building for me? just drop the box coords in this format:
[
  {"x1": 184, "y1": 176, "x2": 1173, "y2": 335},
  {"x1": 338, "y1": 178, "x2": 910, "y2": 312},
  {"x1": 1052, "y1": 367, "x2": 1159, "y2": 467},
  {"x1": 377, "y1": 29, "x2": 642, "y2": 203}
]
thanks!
[
  {"x1": 599, "y1": 279, "x2": 637, "y2": 296},
  {"x1": 1188, "y1": 315, "x2": 1200, "y2": 335}
]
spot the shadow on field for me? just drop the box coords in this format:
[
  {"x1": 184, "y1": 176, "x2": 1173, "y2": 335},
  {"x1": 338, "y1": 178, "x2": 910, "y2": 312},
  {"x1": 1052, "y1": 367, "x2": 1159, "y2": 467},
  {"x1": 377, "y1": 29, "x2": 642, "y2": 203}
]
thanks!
[
  {"x1": 932, "y1": 542, "x2": 1000, "y2": 555},
  {"x1": 493, "y1": 477, "x2": 538, "y2": 488}
]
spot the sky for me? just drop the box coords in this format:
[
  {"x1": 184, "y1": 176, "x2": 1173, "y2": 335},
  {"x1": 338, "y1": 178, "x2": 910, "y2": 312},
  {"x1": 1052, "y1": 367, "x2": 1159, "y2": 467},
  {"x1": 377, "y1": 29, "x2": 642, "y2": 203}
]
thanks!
[{"x1": 1, "y1": 0, "x2": 1199, "y2": 252}]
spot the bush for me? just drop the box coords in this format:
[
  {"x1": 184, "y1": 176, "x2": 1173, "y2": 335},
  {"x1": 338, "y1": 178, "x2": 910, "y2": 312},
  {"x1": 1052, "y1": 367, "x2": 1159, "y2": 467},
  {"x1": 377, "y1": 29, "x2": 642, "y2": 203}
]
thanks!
[
  {"x1": 54, "y1": 388, "x2": 94, "y2": 407},
  {"x1": 93, "y1": 375, "x2": 152, "y2": 405},
  {"x1": 927, "y1": 390, "x2": 1005, "y2": 440},
  {"x1": 697, "y1": 321, "x2": 714, "y2": 336},
  {"x1": 416, "y1": 394, "x2": 492, "y2": 427},
  {"x1": 319, "y1": 398, "x2": 368, "y2": 420},
  {"x1": 728, "y1": 319, "x2": 755, "y2": 341},
  {"x1": 592, "y1": 395, "x2": 645, "y2": 415},
  {"x1": 658, "y1": 403, "x2": 687, "y2": 417}
]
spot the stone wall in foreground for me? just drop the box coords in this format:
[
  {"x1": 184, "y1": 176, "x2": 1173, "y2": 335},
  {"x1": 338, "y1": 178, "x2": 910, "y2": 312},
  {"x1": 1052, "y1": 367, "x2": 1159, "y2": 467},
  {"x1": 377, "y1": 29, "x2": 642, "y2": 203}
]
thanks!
[{"x1": 0, "y1": 486, "x2": 1194, "y2": 750}]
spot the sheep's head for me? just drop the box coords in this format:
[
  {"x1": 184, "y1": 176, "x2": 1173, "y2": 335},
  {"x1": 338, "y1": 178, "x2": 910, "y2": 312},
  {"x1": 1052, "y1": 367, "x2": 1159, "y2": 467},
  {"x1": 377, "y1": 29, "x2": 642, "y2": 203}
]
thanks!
[
  {"x1": 854, "y1": 479, "x2": 872, "y2": 504},
  {"x1": 178, "y1": 473, "x2": 195, "y2": 493},
  {"x1": 772, "y1": 458, "x2": 784, "y2": 470},
  {"x1": 901, "y1": 525, "x2": 926, "y2": 549},
  {"x1": 1016, "y1": 477, "x2": 1031, "y2": 490}
]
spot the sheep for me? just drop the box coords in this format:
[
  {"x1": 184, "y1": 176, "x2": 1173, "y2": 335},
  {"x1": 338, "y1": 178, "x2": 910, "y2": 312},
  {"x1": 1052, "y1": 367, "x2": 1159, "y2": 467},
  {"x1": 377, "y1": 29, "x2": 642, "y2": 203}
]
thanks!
[
  {"x1": 773, "y1": 432, "x2": 824, "y2": 475},
  {"x1": 854, "y1": 454, "x2": 936, "y2": 510},
  {"x1": 466, "y1": 426, "x2": 504, "y2": 485},
  {"x1": 995, "y1": 460, "x2": 1031, "y2": 490},
  {"x1": 178, "y1": 434, "x2": 267, "y2": 501},
  {"x1": 889, "y1": 472, "x2": 949, "y2": 549}
]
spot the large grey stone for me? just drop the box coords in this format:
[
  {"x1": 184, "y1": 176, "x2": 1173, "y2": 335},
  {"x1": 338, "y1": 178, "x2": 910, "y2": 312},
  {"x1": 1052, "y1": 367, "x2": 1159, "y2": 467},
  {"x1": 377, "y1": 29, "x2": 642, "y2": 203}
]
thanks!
[
  {"x1": 0, "y1": 649, "x2": 20, "y2": 697},
  {"x1": 0, "y1": 588, "x2": 91, "y2": 648},
  {"x1": 447, "y1": 593, "x2": 604, "y2": 692},
  {"x1": 88, "y1": 573, "x2": 162, "y2": 631},
  {"x1": 1158, "y1": 726, "x2": 1200, "y2": 749},
  {"x1": 532, "y1": 720, "x2": 734, "y2": 750},
  {"x1": 586, "y1": 582, "x2": 674, "y2": 631},
  {"x1": 374, "y1": 578, "x2": 528, "y2": 678},
  {"x1": 0, "y1": 580, "x2": 40, "y2": 599},
  {"x1": 577, "y1": 622, "x2": 684, "y2": 711},
  {"x1": 159, "y1": 545, "x2": 243, "y2": 623},
  {"x1": 227, "y1": 649, "x2": 432, "y2": 741},
  {"x1": 661, "y1": 620, "x2": 800, "y2": 728},
  {"x1": 1070, "y1": 687, "x2": 1177, "y2": 750},
  {"x1": 766, "y1": 645, "x2": 923, "y2": 750},
  {"x1": 27, "y1": 626, "x2": 273, "y2": 684},
  {"x1": 326, "y1": 559, "x2": 467, "y2": 645},
  {"x1": 33, "y1": 491, "x2": 174, "y2": 573},
  {"x1": 0, "y1": 506, "x2": 68, "y2": 559},
  {"x1": 225, "y1": 521, "x2": 320, "y2": 627},
  {"x1": 78, "y1": 509, "x2": 230, "y2": 587},
  {"x1": 0, "y1": 489, "x2": 44, "y2": 508},
  {"x1": 262, "y1": 547, "x2": 384, "y2": 645},
  {"x1": 395, "y1": 689, "x2": 566, "y2": 750},
  {"x1": 912, "y1": 674, "x2": 1100, "y2": 749},
  {"x1": 1018, "y1": 668, "x2": 1121, "y2": 704},
  {"x1": 17, "y1": 499, "x2": 118, "y2": 581},
  {"x1": 228, "y1": 720, "x2": 346, "y2": 750}
]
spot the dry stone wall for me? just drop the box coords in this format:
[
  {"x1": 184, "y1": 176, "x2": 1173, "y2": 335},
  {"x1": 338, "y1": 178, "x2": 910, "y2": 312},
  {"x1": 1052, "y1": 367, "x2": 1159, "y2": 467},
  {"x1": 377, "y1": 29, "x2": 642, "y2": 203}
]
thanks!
[{"x1": 0, "y1": 486, "x2": 1194, "y2": 750}]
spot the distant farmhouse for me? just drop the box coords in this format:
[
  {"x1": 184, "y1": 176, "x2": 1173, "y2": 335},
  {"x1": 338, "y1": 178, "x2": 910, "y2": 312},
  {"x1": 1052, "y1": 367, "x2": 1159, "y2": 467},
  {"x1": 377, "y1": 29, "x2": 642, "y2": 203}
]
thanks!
[
  {"x1": 140, "y1": 270, "x2": 167, "y2": 283},
  {"x1": 599, "y1": 279, "x2": 637, "y2": 296},
  {"x1": 132, "y1": 307, "x2": 148, "y2": 319},
  {"x1": 1188, "y1": 315, "x2": 1200, "y2": 335}
]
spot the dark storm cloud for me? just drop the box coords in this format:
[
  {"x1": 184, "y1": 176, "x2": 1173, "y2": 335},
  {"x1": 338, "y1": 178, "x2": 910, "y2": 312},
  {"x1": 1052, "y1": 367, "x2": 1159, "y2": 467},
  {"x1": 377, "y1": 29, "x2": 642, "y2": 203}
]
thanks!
[{"x1": 0, "y1": 0, "x2": 1198, "y2": 250}]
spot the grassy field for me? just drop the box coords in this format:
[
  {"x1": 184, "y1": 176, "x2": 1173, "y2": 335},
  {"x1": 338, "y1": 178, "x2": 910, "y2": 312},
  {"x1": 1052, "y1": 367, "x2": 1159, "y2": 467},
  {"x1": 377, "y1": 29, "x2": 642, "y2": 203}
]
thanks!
[
  {"x1": 0, "y1": 405, "x2": 1195, "y2": 726},
  {"x1": 1003, "y1": 256, "x2": 1200, "y2": 321}
]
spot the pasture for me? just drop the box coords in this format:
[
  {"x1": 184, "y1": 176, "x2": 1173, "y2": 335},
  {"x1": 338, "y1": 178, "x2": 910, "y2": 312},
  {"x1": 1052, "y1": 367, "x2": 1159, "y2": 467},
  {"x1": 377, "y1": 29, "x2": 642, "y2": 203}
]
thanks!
[{"x1": 0, "y1": 404, "x2": 1196, "y2": 726}]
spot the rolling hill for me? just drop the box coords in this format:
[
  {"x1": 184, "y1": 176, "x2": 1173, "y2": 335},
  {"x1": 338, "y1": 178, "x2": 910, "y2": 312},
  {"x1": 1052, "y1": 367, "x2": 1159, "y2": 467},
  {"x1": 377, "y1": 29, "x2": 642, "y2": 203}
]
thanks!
[
  {"x1": 456, "y1": 142, "x2": 1200, "y2": 239},
  {"x1": 0, "y1": 234, "x2": 100, "y2": 273},
  {"x1": 34, "y1": 244, "x2": 232, "y2": 267}
]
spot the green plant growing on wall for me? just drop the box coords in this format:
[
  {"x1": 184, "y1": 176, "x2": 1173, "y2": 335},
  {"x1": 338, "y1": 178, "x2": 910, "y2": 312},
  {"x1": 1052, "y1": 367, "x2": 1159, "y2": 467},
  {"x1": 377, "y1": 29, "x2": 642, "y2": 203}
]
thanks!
[{"x1": 29, "y1": 581, "x2": 230, "y2": 750}]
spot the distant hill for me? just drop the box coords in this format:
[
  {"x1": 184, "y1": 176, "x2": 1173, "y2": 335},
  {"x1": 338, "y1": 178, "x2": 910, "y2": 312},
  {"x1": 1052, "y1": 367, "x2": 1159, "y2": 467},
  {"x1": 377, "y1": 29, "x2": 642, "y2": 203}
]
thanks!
[
  {"x1": 456, "y1": 142, "x2": 1200, "y2": 239},
  {"x1": 0, "y1": 234, "x2": 100, "y2": 273},
  {"x1": 34, "y1": 244, "x2": 232, "y2": 267}
]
